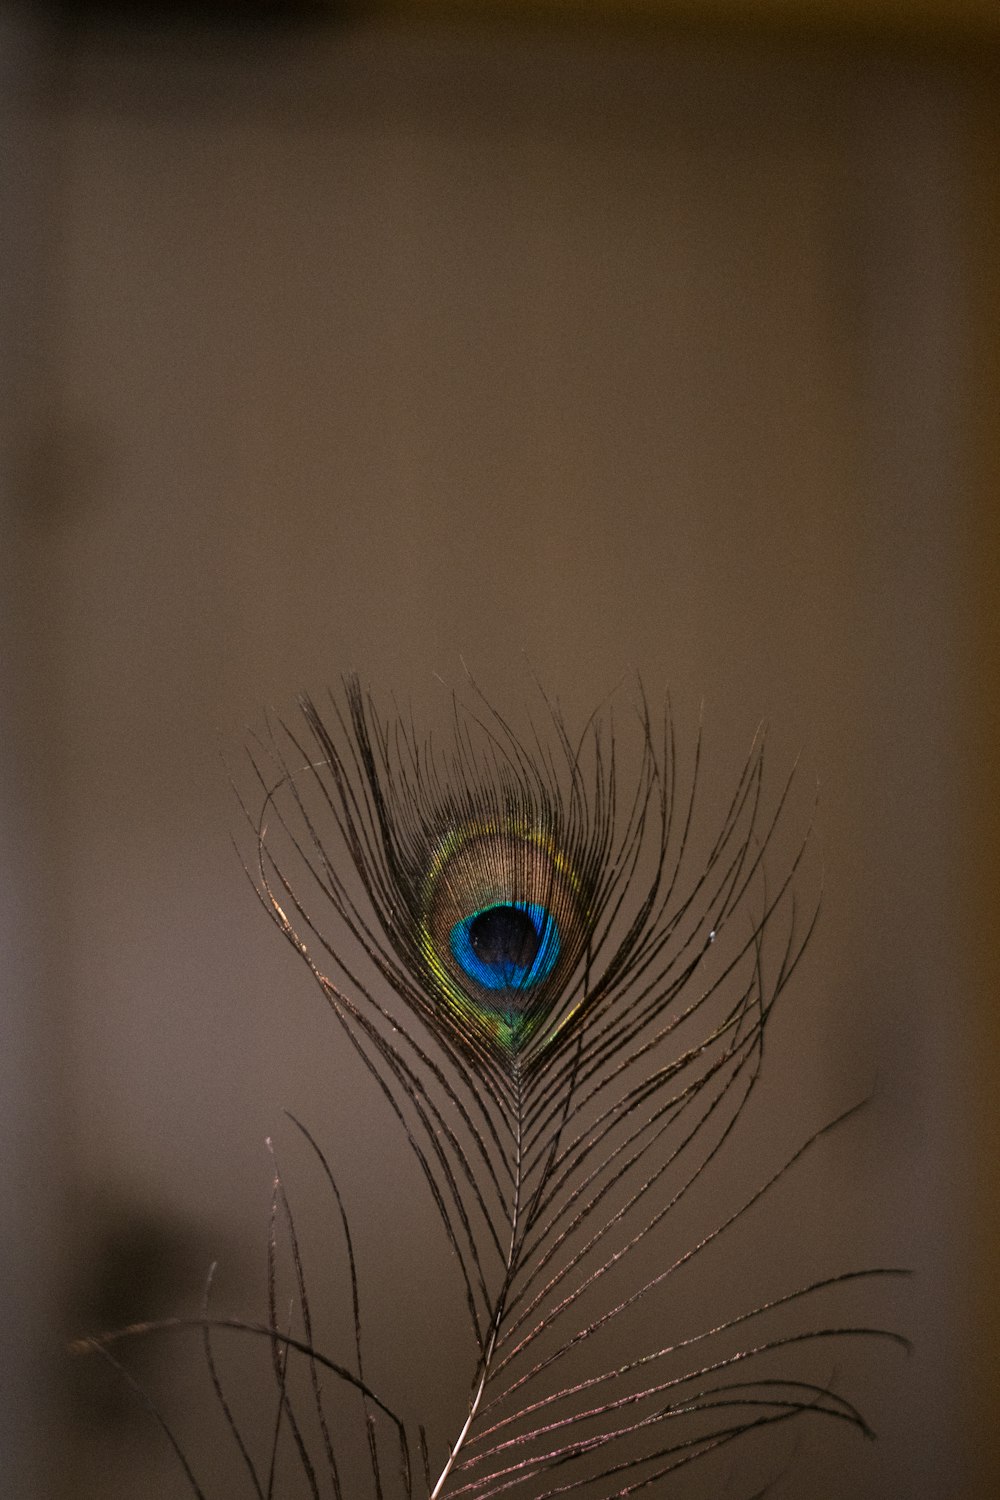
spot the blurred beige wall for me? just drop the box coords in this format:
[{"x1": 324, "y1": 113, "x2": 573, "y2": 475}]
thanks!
[{"x1": 3, "y1": 6, "x2": 995, "y2": 1498}]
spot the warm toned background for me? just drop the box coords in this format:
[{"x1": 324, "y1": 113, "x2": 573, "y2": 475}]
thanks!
[{"x1": 2, "y1": 2, "x2": 997, "y2": 1497}]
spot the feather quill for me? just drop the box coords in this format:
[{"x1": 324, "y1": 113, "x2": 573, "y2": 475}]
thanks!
[{"x1": 78, "y1": 677, "x2": 906, "y2": 1498}]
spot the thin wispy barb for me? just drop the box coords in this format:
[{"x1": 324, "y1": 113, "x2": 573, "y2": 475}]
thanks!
[{"x1": 77, "y1": 677, "x2": 907, "y2": 1498}]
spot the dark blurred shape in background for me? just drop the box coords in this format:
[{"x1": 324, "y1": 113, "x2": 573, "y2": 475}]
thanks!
[{"x1": 53, "y1": 1, "x2": 334, "y2": 24}]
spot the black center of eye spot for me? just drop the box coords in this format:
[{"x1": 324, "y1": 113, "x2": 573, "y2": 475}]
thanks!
[{"x1": 468, "y1": 905, "x2": 540, "y2": 969}]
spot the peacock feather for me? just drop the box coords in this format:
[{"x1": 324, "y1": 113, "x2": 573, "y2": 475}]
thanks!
[{"x1": 78, "y1": 676, "x2": 905, "y2": 1498}]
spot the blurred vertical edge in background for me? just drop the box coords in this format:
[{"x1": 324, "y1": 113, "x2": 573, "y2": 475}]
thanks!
[
  {"x1": 1, "y1": 9, "x2": 63, "y2": 1499},
  {"x1": 967, "y1": 62, "x2": 1000, "y2": 1500}
]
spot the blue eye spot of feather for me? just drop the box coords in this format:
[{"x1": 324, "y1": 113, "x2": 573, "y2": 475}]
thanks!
[{"x1": 449, "y1": 902, "x2": 560, "y2": 991}]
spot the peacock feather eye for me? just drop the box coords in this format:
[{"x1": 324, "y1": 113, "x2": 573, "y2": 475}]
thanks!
[{"x1": 419, "y1": 821, "x2": 586, "y2": 1054}]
